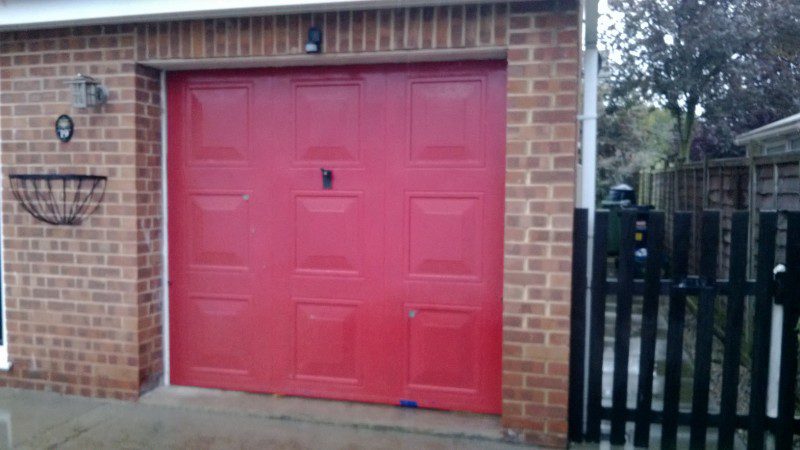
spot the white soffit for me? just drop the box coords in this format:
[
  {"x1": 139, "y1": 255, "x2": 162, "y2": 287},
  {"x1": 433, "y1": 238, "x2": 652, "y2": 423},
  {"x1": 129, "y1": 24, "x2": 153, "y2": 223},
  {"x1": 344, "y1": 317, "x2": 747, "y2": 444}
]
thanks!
[
  {"x1": 735, "y1": 112, "x2": 800, "y2": 145},
  {"x1": 0, "y1": 0, "x2": 509, "y2": 31}
]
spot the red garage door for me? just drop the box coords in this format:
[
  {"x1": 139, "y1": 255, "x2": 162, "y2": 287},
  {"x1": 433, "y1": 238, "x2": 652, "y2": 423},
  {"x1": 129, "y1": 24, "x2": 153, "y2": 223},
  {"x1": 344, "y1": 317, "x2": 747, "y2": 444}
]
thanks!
[{"x1": 167, "y1": 61, "x2": 505, "y2": 414}]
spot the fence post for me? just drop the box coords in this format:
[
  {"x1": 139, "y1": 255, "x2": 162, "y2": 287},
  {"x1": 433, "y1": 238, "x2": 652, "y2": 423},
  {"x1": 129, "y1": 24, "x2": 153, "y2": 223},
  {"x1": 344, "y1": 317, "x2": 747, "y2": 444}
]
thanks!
[
  {"x1": 633, "y1": 211, "x2": 664, "y2": 448},
  {"x1": 718, "y1": 212, "x2": 748, "y2": 449},
  {"x1": 585, "y1": 211, "x2": 608, "y2": 442},
  {"x1": 748, "y1": 212, "x2": 777, "y2": 449},
  {"x1": 688, "y1": 211, "x2": 719, "y2": 450},
  {"x1": 775, "y1": 212, "x2": 800, "y2": 449},
  {"x1": 610, "y1": 210, "x2": 636, "y2": 445},
  {"x1": 568, "y1": 208, "x2": 589, "y2": 442},
  {"x1": 661, "y1": 212, "x2": 692, "y2": 450}
]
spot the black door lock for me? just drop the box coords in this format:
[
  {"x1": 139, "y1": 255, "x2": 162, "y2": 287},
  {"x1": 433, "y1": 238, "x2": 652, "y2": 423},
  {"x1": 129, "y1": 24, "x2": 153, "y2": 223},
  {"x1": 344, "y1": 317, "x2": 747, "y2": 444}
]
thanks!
[{"x1": 321, "y1": 168, "x2": 332, "y2": 189}]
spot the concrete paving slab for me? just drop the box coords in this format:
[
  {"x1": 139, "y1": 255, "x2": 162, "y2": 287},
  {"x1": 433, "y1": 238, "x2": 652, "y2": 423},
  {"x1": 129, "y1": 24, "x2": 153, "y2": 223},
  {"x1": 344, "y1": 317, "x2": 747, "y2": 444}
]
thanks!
[
  {"x1": 0, "y1": 388, "x2": 103, "y2": 448},
  {"x1": 141, "y1": 386, "x2": 504, "y2": 442},
  {"x1": 0, "y1": 388, "x2": 525, "y2": 450}
]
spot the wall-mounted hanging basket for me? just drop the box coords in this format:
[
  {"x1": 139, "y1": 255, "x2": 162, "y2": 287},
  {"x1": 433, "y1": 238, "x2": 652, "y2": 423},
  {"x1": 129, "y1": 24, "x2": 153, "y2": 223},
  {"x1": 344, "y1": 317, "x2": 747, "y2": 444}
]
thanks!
[{"x1": 8, "y1": 174, "x2": 107, "y2": 225}]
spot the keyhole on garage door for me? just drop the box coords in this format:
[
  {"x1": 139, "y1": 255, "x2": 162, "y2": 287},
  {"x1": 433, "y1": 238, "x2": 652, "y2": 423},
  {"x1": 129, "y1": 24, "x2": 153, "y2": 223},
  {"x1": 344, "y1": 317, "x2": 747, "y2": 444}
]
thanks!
[{"x1": 321, "y1": 168, "x2": 332, "y2": 189}]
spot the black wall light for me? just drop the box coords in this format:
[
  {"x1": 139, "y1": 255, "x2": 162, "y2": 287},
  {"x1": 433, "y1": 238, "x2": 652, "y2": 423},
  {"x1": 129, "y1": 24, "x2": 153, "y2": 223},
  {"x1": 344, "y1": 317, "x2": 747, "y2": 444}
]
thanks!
[{"x1": 305, "y1": 26, "x2": 322, "y2": 53}]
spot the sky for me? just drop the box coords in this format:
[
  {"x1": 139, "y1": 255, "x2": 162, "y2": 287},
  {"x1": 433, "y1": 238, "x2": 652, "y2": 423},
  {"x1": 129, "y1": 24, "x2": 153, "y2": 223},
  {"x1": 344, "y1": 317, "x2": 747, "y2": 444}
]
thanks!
[{"x1": 597, "y1": 0, "x2": 624, "y2": 64}]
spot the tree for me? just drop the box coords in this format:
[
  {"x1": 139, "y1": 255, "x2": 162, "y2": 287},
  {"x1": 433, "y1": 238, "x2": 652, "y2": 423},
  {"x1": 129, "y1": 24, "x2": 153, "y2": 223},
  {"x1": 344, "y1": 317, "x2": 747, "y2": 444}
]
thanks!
[
  {"x1": 597, "y1": 87, "x2": 674, "y2": 201},
  {"x1": 605, "y1": 0, "x2": 800, "y2": 162},
  {"x1": 692, "y1": 4, "x2": 800, "y2": 158}
]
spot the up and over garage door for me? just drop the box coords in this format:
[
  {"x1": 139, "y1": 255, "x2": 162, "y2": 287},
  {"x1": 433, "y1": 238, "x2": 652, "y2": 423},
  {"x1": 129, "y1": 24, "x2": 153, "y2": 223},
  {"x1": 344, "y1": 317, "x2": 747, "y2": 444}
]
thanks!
[{"x1": 167, "y1": 61, "x2": 506, "y2": 414}]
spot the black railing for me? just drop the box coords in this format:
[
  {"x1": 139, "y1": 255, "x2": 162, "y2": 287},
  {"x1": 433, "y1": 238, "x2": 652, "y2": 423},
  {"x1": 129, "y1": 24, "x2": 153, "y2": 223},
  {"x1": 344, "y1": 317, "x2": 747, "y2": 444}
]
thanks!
[{"x1": 569, "y1": 209, "x2": 800, "y2": 449}]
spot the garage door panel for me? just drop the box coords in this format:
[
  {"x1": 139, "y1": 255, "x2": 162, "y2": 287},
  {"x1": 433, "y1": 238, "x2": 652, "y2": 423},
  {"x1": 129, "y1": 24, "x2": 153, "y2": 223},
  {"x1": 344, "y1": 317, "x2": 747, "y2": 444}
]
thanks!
[
  {"x1": 294, "y1": 192, "x2": 364, "y2": 276},
  {"x1": 181, "y1": 294, "x2": 256, "y2": 375},
  {"x1": 187, "y1": 84, "x2": 252, "y2": 166},
  {"x1": 268, "y1": 69, "x2": 386, "y2": 402},
  {"x1": 188, "y1": 191, "x2": 252, "y2": 271},
  {"x1": 169, "y1": 73, "x2": 268, "y2": 391},
  {"x1": 294, "y1": 82, "x2": 362, "y2": 166},
  {"x1": 384, "y1": 63, "x2": 503, "y2": 414},
  {"x1": 407, "y1": 193, "x2": 483, "y2": 281},
  {"x1": 409, "y1": 78, "x2": 484, "y2": 167},
  {"x1": 294, "y1": 299, "x2": 362, "y2": 384},
  {"x1": 405, "y1": 305, "x2": 479, "y2": 392}
]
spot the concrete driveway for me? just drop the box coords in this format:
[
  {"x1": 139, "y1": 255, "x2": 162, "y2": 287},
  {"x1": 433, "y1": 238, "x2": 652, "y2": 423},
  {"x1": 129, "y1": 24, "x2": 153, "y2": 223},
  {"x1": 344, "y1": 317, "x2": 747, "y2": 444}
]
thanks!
[{"x1": 0, "y1": 387, "x2": 529, "y2": 450}]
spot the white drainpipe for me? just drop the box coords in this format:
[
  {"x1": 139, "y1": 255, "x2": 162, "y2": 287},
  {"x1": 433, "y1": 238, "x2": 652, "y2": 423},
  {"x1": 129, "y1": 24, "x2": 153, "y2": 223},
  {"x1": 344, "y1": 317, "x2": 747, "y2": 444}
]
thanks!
[
  {"x1": 767, "y1": 304, "x2": 782, "y2": 417},
  {"x1": 579, "y1": 0, "x2": 600, "y2": 432},
  {"x1": 580, "y1": 47, "x2": 598, "y2": 215}
]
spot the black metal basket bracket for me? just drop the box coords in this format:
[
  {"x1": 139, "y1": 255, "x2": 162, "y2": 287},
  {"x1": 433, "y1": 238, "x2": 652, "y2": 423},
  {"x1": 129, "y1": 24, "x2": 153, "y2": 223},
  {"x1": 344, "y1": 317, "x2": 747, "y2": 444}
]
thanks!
[{"x1": 8, "y1": 174, "x2": 107, "y2": 226}]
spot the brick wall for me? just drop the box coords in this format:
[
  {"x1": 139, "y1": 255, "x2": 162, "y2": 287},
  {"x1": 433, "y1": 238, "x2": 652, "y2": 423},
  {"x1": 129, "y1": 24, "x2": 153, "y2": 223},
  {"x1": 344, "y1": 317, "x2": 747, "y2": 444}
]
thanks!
[
  {"x1": 133, "y1": 5, "x2": 507, "y2": 59},
  {"x1": 0, "y1": 1, "x2": 579, "y2": 446},
  {"x1": 0, "y1": 25, "x2": 150, "y2": 399},
  {"x1": 503, "y1": 3, "x2": 578, "y2": 446}
]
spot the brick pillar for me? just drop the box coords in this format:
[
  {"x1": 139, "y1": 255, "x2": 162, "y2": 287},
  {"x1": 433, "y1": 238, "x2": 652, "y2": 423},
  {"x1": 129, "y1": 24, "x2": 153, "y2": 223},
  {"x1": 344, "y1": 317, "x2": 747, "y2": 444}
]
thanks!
[
  {"x1": 133, "y1": 65, "x2": 164, "y2": 391},
  {"x1": 502, "y1": 3, "x2": 579, "y2": 447}
]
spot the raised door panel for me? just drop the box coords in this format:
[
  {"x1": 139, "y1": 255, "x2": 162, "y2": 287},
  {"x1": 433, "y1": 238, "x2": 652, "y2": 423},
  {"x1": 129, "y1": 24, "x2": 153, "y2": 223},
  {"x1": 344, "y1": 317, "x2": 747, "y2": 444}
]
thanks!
[
  {"x1": 294, "y1": 82, "x2": 362, "y2": 166},
  {"x1": 407, "y1": 194, "x2": 483, "y2": 281},
  {"x1": 294, "y1": 299, "x2": 362, "y2": 384},
  {"x1": 409, "y1": 79, "x2": 484, "y2": 167},
  {"x1": 188, "y1": 192, "x2": 251, "y2": 271},
  {"x1": 182, "y1": 294, "x2": 254, "y2": 376},
  {"x1": 405, "y1": 306, "x2": 479, "y2": 393},
  {"x1": 294, "y1": 193, "x2": 363, "y2": 276},
  {"x1": 187, "y1": 85, "x2": 251, "y2": 166}
]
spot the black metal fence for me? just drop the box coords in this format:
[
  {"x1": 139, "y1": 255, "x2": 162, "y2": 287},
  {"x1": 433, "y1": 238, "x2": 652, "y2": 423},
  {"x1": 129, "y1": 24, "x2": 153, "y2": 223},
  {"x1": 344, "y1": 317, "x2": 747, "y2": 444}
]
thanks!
[{"x1": 568, "y1": 208, "x2": 800, "y2": 449}]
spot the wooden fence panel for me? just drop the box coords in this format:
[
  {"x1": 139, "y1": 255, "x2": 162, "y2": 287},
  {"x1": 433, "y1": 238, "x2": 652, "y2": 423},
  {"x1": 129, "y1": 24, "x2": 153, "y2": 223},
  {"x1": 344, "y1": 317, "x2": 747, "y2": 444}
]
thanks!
[{"x1": 638, "y1": 153, "x2": 799, "y2": 280}]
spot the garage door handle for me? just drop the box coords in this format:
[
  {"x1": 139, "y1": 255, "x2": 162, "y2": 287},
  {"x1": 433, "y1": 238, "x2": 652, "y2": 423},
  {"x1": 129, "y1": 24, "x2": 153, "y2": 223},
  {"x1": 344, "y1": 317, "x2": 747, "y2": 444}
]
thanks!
[{"x1": 321, "y1": 168, "x2": 333, "y2": 189}]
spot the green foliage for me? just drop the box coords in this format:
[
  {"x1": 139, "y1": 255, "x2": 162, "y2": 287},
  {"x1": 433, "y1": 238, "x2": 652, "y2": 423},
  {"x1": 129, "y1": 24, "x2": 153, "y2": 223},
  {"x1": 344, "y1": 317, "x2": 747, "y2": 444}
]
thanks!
[
  {"x1": 597, "y1": 86, "x2": 674, "y2": 202},
  {"x1": 605, "y1": 0, "x2": 800, "y2": 161}
]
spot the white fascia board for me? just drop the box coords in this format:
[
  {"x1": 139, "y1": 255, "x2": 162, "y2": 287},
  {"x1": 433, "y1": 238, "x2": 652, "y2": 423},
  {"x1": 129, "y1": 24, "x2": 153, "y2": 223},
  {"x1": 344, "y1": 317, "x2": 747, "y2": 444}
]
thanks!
[
  {"x1": 0, "y1": 0, "x2": 504, "y2": 31},
  {"x1": 734, "y1": 113, "x2": 800, "y2": 145}
]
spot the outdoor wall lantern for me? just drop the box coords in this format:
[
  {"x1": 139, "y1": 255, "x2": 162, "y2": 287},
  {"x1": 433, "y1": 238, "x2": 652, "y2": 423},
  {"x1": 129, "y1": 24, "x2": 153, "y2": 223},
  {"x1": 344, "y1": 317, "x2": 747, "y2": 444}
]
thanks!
[
  {"x1": 305, "y1": 26, "x2": 322, "y2": 53},
  {"x1": 67, "y1": 74, "x2": 108, "y2": 108}
]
